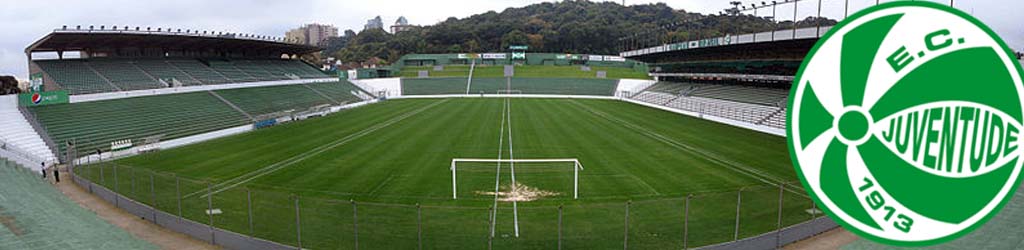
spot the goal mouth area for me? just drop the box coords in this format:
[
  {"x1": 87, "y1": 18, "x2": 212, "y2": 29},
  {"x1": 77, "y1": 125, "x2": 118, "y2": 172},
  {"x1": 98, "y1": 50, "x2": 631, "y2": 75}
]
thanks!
[{"x1": 450, "y1": 158, "x2": 584, "y2": 200}]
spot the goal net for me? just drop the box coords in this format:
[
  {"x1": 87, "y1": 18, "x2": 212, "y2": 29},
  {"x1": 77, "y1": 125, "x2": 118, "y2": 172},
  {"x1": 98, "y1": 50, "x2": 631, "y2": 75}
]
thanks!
[
  {"x1": 450, "y1": 158, "x2": 583, "y2": 200},
  {"x1": 496, "y1": 89, "x2": 524, "y2": 95}
]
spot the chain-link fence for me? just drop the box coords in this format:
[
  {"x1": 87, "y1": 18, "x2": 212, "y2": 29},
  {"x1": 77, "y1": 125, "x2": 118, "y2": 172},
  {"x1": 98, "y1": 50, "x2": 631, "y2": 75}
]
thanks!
[{"x1": 71, "y1": 162, "x2": 836, "y2": 249}]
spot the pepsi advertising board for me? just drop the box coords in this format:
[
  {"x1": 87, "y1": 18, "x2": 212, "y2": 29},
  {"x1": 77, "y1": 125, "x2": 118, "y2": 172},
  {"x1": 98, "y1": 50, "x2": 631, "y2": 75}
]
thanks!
[{"x1": 19, "y1": 90, "x2": 69, "y2": 107}]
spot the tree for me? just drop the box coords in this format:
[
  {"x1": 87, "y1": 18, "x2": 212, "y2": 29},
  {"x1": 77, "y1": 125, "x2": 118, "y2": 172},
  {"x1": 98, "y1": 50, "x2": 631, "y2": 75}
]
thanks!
[
  {"x1": 330, "y1": 0, "x2": 836, "y2": 64},
  {"x1": 447, "y1": 44, "x2": 463, "y2": 53},
  {"x1": 526, "y1": 34, "x2": 545, "y2": 51},
  {"x1": 464, "y1": 39, "x2": 481, "y2": 53},
  {"x1": 500, "y1": 30, "x2": 529, "y2": 49},
  {"x1": 0, "y1": 76, "x2": 20, "y2": 95}
]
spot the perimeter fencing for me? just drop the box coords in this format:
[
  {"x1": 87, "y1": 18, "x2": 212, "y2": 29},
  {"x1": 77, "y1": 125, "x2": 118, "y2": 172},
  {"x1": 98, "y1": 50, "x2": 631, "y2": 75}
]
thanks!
[{"x1": 70, "y1": 162, "x2": 836, "y2": 250}]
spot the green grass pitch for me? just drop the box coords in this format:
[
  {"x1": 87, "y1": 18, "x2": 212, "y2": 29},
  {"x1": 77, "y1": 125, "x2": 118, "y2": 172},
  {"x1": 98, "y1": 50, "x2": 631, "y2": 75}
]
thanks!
[{"x1": 78, "y1": 98, "x2": 813, "y2": 249}]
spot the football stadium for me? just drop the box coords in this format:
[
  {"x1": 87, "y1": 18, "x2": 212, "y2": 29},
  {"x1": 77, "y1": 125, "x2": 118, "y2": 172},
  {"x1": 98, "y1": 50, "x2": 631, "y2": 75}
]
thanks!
[{"x1": 0, "y1": 1, "x2": 1021, "y2": 250}]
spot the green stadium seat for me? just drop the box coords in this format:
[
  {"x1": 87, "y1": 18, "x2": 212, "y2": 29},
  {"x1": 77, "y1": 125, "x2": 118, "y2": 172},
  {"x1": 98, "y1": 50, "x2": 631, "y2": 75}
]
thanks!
[
  {"x1": 166, "y1": 60, "x2": 232, "y2": 85},
  {"x1": 305, "y1": 81, "x2": 368, "y2": 104},
  {"x1": 206, "y1": 60, "x2": 258, "y2": 82},
  {"x1": 213, "y1": 84, "x2": 335, "y2": 116},
  {"x1": 34, "y1": 60, "x2": 118, "y2": 95},
  {"x1": 89, "y1": 60, "x2": 164, "y2": 91},
  {"x1": 36, "y1": 59, "x2": 329, "y2": 95},
  {"x1": 0, "y1": 159, "x2": 156, "y2": 249},
  {"x1": 29, "y1": 92, "x2": 250, "y2": 157},
  {"x1": 135, "y1": 60, "x2": 203, "y2": 86}
]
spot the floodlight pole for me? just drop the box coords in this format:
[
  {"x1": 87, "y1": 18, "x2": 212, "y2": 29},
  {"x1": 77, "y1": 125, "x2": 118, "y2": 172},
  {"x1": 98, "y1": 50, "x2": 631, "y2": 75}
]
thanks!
[
  {"x1": 753, "y1": 5, "x2": 759, "y2": 43},
  {"x1": 845, "y1": 0, "x2": 850, "y2": 18},
  {"x1": 793, "y1": 0, "x2": 799, "y2": 40},
  {"x1": 816, "y1": 0, "x2": 823, "y2": 37},
  {"x1": 771, "y1": 1, "x2": 778, "y2": 41}
]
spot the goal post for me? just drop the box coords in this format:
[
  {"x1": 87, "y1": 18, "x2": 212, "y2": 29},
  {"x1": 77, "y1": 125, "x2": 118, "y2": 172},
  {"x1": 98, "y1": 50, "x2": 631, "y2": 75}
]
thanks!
[{"x1": 451, "y1": 158, "x2": 583, "y2": 200}]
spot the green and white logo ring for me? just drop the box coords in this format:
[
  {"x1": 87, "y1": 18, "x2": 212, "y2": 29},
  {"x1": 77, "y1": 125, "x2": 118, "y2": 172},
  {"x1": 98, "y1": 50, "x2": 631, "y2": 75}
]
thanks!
[{"x1": 788, "y1": 1, "x2": 1024, "y2": 246}]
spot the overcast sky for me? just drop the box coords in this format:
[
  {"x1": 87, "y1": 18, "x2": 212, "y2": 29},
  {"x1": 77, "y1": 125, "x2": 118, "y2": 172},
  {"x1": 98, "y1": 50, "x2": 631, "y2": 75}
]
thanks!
[{"x1": 0, "y1": 0, "x2": 1020, "y2": 79}]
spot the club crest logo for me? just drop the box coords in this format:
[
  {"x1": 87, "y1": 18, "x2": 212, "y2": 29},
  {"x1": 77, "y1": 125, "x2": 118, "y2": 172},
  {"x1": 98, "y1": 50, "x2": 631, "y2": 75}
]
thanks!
[{"x1": 788, "y1": 1, "x2": 1024, "y2": 246}]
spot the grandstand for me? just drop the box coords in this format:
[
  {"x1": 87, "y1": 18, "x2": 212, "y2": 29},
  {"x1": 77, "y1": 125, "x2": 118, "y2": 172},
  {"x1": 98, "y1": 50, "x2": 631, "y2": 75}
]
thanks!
[
  {"x1": 401, "y1": 77, "x2": 619, "y2": 96},
  {"x1": 0, "y1": 159, "x2": 155, "y2": 249},
  {"x1": 629, "y1": 81, "x2": 788, "y2": 128},
  {"x1": 305, "y1": 81, "x2": 370, "y2": 104},
  {"x1": 28, "y1": 92, "x2": 251, "y2": 157},
  {"x1": 33, "y1": 58, "x2": 329, "y2": 94},
  {"x1": 26, "y1": 26, "x2": 331, "y2": 95},
  {"x1": 34, "y1": 60, "x2": 119, "y2": 95},
  {"x1": 26, "y1": 81, "x2": 368, "y2": 158},
  {"x1": 214, "y1": 84, "x2": 333, "y2": 116},
  {"x1": 5, "y1": 27, "x2": 374, "y2": 165},
  {"x1": 619, "y1": 24, "x2": 816, "y2": 130}
]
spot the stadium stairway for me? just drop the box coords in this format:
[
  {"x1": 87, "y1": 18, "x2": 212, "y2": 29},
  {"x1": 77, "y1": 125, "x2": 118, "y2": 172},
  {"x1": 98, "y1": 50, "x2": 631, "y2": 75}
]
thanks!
[
  {"x1": 0, "y1": 159, "x2": 157, "y2": 249},
  {"x1": 0, "y1": 95, "x2": 57, "y2": 170}
]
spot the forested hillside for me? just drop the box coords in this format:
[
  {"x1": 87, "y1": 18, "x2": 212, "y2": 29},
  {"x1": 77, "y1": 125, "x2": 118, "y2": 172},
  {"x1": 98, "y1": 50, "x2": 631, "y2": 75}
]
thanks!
[{"x1": 327, "y1": 0, "x2": 836, "y2": 64}]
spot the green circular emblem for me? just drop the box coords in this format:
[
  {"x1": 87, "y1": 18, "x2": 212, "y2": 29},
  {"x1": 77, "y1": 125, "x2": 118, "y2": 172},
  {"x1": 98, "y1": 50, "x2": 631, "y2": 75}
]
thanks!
[{"x1": 788, "y1": 1, "x2": 1024, "y2": 246}]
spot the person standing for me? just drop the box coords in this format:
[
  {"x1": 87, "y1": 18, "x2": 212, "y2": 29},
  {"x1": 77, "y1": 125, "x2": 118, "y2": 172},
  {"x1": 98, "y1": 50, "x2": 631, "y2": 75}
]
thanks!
[
  {"x1": 41, "y1": 162, "x2": 46, "y2": 179},
  {"x1": 53, "y1": 166, "x2": 59, "y2": 183}
]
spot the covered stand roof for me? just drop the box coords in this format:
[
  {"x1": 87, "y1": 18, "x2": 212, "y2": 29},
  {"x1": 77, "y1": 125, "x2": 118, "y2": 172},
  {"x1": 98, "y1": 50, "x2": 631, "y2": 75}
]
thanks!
[{"x1": 26, "y1": 27, "x2": 322, "y2": 56}]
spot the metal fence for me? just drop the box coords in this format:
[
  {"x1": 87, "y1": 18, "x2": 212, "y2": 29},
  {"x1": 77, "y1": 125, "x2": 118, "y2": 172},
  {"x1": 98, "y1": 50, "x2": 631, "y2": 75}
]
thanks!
[{"x1": 70, "y1": 162, "x2": 836, "y2": 250}]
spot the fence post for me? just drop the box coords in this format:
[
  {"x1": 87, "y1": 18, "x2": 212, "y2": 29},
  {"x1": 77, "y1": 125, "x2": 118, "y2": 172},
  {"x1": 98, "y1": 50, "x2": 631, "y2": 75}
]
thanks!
[
  {"x1": 558, "y1": 205, "x2": 563, "y2": 250},
  {"x1": 417, "y1": 203, "x2": 423, "y2": 250},
  {"x1": 683, "y1": 194, "x2": 691, "y2": 250},
  {"x1": 170, "y1": 175, "x2": 178, "y2": 220},
  {"x1": 131, "y1": 167, "x2": 136, "y2": 197},
  {"x1": 352, "y1": 200, "x2": 359, "y2": 250},
  {"x1": 734, "y1": 188, "x2": 742, "y2": 242},
  {"x1": 88, "y1": 164, "x2": 94, "y2": 193},
  {"x1": 487, "y1": 206, "x2": 493, "y2": 250},
  {"x1": 776, "y1": 183, "x2": 785, "y2": 248},
  {"x1": 811, "y1": 198, "x2": 817, "y2": 219},
  {"x1": 295, "y1": 195, "x2": 302, "y2": 250},
  {"x1": 113, "y1": 164, "x2": 119, "y2": 207},
  {"x1": 207, "y1": 182, "x2": 215, "y2": 244},
  {"x1": 247, "y1": 188, "x2": 254, "y2": 237},
  {"x1": 150, "y1": 172, "x2": 156, "y2": 224},
  {"x1": 624, "y1": 200, "x2": 630, "y2": 250},
  {"x1": 100, "y1": 162, "x2": 105, "y2": 184}
]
